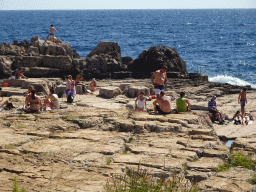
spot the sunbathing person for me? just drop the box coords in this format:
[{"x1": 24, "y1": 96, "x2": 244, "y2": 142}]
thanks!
[
  {"x1": 75, "y1": 74, "x2": 86, "y2": 93},
  {"x1": 43, "y1": 87, "x2": 60, "y2": 110},
  {"x1": 208, "y1": 95, "x2": 224, "y2": 124},
  {"x1": 89, "y1": 78, "x2": 97, "y2": 92},
  {"x1": 15, "y1": 68, "x2": 27, "y2": 79},
  {"x1": 176, "y1": 91, "x2": 191, "y2": 113},
  {"x1": 153, "y1": 91, "x2": 172, "y2": 114},
  {"x1": 135, "y1": 92, "x2": 147, "y2": 112},
  {"x1": 24, "y1": 89, "x2": 42, "y2": 113}
]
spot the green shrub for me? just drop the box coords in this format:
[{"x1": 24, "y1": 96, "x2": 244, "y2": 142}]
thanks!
[
  {"x1": 105, "y1": 165, "x2": 198, "y2": 192},
  {"x1": 248, "y1": 173, "x2": 256, "y2": 185},
  {"x1": 230, "y1": 153, "x2": 254, "y2": 170},
  {"x1": 215, "y1": 152, "x2": 255, "y2": 172},
  {"x1": 13, "y1": 176, "x2": 25, "y2": 192}
]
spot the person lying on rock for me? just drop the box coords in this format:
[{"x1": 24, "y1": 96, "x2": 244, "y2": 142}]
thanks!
[
  {"x1": 89, "y1": 78, "x2": 97, "y2": 93},
  {"x1": 24, "y1": 89, "x2": 42, "y2": 113},
  {"x1": 176, "y1": 91, "x2": 191, "y2": 113},
  {"x1": 75, "y1": 74, "x2": 87, "y2": 94},
  {"x1": 208, "y1": 95, "x2": 224, "y2": 124},
  {"x1": 153, "y1": 91, "x2": 172, "y2": 114},
  {"x1": 150, "y1": 65, "x2": 167, "y2": 99},
  {"x1": 15, "y1": 68, "x2": 27, "y2": 79},
  {"x1": 65, "y1": 75, "x2": 76, "y2": 103},
  {"x1": 135, "y1": 92, "x2": 147, "y2": 112},
  {"x1": 43, "y1": 87, "x2": 59, "y2": 110}
]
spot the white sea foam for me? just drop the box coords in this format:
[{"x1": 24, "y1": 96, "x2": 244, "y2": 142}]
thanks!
[{"x1": 209, "y1": 75, "x2": 256, "y2": 88}]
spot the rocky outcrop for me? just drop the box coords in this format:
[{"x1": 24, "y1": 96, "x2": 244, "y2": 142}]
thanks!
[
  {"x1": 0, "y1": 37, "x2": 194, "y2": 80},
  {"x1": 130, "y1": 46, "x2": 187, "y2": 78}
]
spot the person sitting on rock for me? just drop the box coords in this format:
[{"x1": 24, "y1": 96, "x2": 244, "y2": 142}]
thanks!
[
  {"x1": 65, "y1": 75, "x2": 76, "y2": 103},
  {"x1": 24, "y1": 89, "x2": 42, "y2": 113},
  {"x1": 15, "y1": 68, "x2": 27, "y2": 79},
  {"x1": 150, "y1": 66, "x2": 167, "y2": 99},
  {"x1": 43, "y1": 87, "x2": 59, "y2": 110},
  {"x1": 135, "y1": 92, "x2": 147, "y2": 112},
  {"x1": 153, "y1": 91, "x2": 172, "y2": 114},
  {"x1": 176, "y1": 91, "x2": 191, "y2": 113},
  {"x1": 208, "y1": 95, "x2": 224, "y2": 124},
  {"x1": 89, "y1": 78, "x2": 97, "y2": 93},
  {"x1": 75, "y1": 74, "x2": 87, "y2": 94},
  {"x1": 46, "y1": 24, "x2": 57, "y2": 43}
]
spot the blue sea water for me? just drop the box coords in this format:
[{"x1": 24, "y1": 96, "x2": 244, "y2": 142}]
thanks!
[{"x1": 0, "y1": 9, "x2": 255, "y2": 87}]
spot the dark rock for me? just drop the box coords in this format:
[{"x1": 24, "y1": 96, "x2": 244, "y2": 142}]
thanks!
[
  {"x1": 111, "y1": 71, "x2": 132, "y2": 79},
  {"x1": 130, "y1": 46, "x2": 187, "y2": 74}
]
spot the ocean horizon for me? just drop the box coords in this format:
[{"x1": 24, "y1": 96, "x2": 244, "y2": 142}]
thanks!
[{"x1": 0, "y1": 9, "x2": 255, "y2": 87}]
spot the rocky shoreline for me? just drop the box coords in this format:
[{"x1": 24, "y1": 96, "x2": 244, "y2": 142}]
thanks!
[
  {"x1": 1, "y1": 37, "x2": 256, "y2": 191},
  {"x1": 0, "y1": 77, "x2": 255, "y2": 191}
]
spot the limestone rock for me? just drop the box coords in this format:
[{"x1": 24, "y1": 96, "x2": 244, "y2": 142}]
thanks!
[{"x1": 99, "y1": 86, "x2": 121, "y2": 98}]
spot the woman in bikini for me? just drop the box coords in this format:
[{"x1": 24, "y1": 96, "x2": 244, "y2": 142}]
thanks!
[
  {"x1": 24, "y1": 89, "x2": 42, "y2": 113},
  {"x1": 89, "y1": 78, "x2": 97, "y2": 92}
]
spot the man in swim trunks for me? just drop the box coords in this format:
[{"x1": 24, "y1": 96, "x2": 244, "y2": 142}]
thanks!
[
  {"x1": 153, "y1": 91, "x2": 171, "y2": 114},
  {"x1": 150, "y1": 66, "x2": 167, "y2": 98},
  {"x1": 47, "y1": 24, "x2": 57, "y2": 43},
  {"x1": 238, "y1": 88, "x2": 247, "y2": 116}
]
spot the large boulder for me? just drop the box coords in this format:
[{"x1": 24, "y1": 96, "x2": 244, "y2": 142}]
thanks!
[
  {"x1": 0, "y1": 43, "x2": 25, "y2": 56},
  {"x1": 0, "y1": 56, "x2": 13, "y2": 78},
  {"x1": 84, "y1": 41, "x2": 127, "y2": 78},
  {"x1": 130, "y1": 46, "x2": 187, "y2": 75}
]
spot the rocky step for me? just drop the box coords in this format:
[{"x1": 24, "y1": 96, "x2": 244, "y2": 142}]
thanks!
[{"x1": 1, "y1": 87, "x2": 27, "y2": 97}]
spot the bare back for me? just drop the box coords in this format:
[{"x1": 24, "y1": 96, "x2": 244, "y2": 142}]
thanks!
[
  {"x1": 158, "y1": 95, "x2": 171, "y2": 112},
  {"x1": 239, "y1": 91, "x2": 246, "y2": 100}
]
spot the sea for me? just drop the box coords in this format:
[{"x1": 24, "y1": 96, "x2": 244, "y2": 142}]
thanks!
[{"x1": 0, "y1": 9, "x2": 255, "y2": 87}]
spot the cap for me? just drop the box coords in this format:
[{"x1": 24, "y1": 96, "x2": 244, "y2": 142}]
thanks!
[{"x1": 212, "y1": 95, "x2": 216, "y2": 98}]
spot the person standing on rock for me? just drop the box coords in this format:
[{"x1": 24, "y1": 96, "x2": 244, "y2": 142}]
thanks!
[
  {"x1": 46, "y1": 24, "x2": 57, "y2": 43},
  {"x1": 150, "y1": 66, "x2": 167, "y2": 98},
  {"x1": 238, "y1": 88, "x2": 247, "y2": 117},
  {"x1": 153, "y1": 91, "x2": 171, "y2": 114},
  {"x1": 208, "y1": 95, "x2": 224, "y2": 124},
  {"x1": 65, "y1": 75, "x2": 76, "y2": 103}
]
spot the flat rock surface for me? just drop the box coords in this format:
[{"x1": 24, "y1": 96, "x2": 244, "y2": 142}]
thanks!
[{"x1": 0, "y1": 78, "x2": 256, "y2": 191}]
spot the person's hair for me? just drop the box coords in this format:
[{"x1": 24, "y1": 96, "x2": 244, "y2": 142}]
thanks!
[
  {"x1": 180, "y1": 91, "x2": 185, "y2": 97},
  {"x1": 243, "y1": 88, "x2": 247, "y2": 91},
  {"x1": 235, "y1": 110, "x2": 240, "y2": 116},
  {"x1": 140, "y1": 92, "x2": 144, "y2": 95},
  {"x1": 28, "y1": 85, "x2": 34, "y2": 90},
  {"x1": 51, "y1": 24, "x2": 53, "y2": 27},
  {"x1": 31, "y1": 89, "x2": 36, "y2": 100},
  {"x1": 68, "y1": 75, "x2": 72, "y2": 79},
  {"x1": 161, "y1": 66, "x2": 167, "y2": 70},
  {"x1": 160, "y1": 91, "x2": 165, "y2": 95},
  {"x1": 0, "y1": 87, "x2": 2, "y2": 91},
  {"x1": 50, "y1": 87, "x2": 55, "y2": 94}
]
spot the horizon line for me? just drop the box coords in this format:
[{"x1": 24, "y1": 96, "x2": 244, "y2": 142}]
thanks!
[{"x1": 1, "y1": 8, "x2": 256, "y2": 11}]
